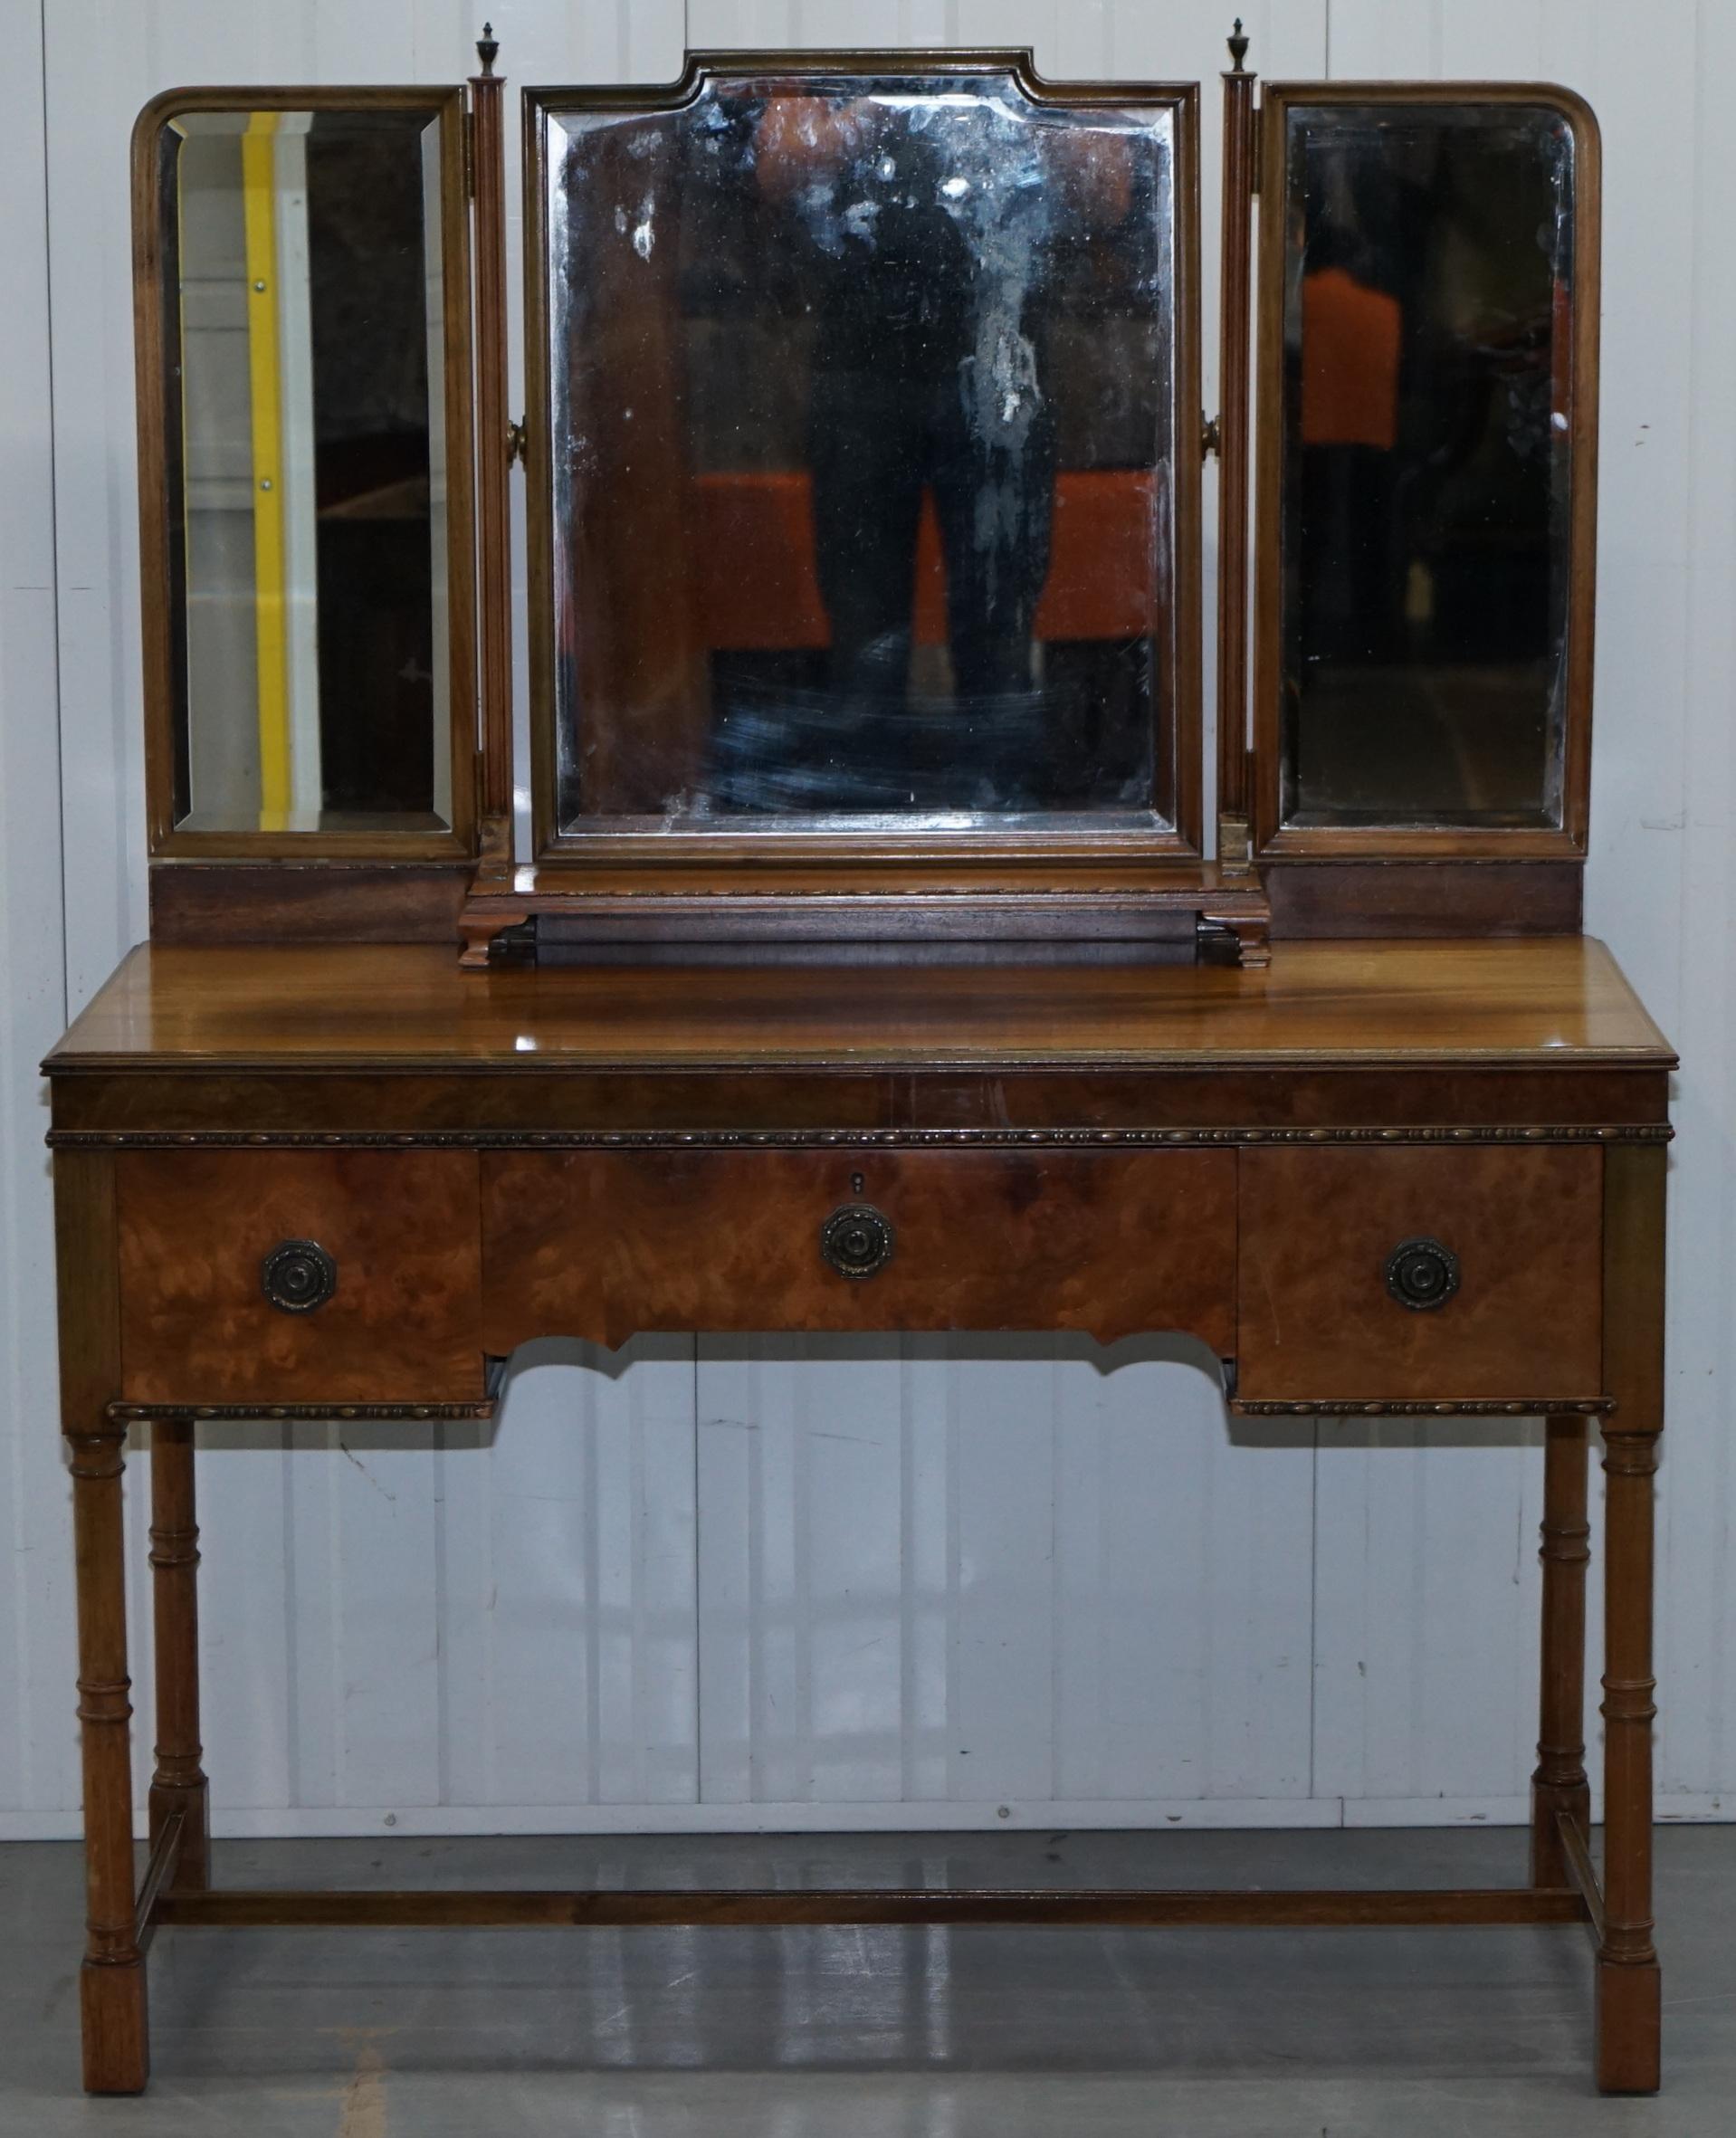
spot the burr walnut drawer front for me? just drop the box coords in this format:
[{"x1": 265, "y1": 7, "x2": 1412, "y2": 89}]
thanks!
[
  {"x1": 481, "y1": 1148, "x2": 1237, "y2": 1354},
  {"x1": 116, "y1": 1150, "x2": 485, "y2": 1404},
  {"x1": 1235, "y1": 1146, "x2": 1604, "y2": 1404}
]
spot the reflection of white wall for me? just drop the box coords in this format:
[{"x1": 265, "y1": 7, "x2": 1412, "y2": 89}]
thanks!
[
  {"x1": 2, "y1": 0, "x2": 1732, "y2": 1848},
  {"x1": 177, "y1": 110, "x2": 450, "y2": 834},
  {"x1": 272, "y1": 114, "x2": 323, "y2": 823},
  {"x1": 176, "y1": 129, "x2": 261, "y2": 818},
  {"x1": 176, "y1": 115, "x2": 321, "y2": 826}
]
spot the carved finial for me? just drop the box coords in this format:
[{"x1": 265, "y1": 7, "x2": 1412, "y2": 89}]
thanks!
[
  {"x1": 476, "y1": 22, "x2": 499, "y2": 76},
  {"x1": 1227, "y1": 18, "x2": 1250, "y2": 72}
]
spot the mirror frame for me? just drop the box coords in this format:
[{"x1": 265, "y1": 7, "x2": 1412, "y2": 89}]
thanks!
[
  {"x1": 1250, "y1": 81, "x2": 1601, "y2": 863},
  {"x1": 132, "y1": 83, "x2": 478, "y2": 860},
  {"x1": 522, "y1": 50, "x2": 1203, "y2": 873}
]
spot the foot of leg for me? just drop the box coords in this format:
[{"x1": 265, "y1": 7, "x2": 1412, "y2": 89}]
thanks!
[
  {"x1": 79, "y1": 1957, "x2": 148, "y2": 2095},
  {"x1": 1596, "y1": 1959, "x2": 1661, "y2": 2095}
]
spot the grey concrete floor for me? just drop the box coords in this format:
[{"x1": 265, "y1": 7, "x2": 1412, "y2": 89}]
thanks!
[{"x1": 5, "y1": 1826, "x2": 1735, "y2": 2134}]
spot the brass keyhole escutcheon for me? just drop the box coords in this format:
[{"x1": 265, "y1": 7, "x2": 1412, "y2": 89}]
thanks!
[
  {"x1": 261, "y1": 1238, "x2": 338, "y2": 1314},
  {"x1": 1385, "y1": 1236, "x2": 1460, "y2": 1312},
  {"x1": 820, "y1": 1203, "x2": 895, "y2": 1281}
]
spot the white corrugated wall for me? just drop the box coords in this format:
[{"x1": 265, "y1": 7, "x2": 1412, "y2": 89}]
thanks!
[{"x1": 0, "y1": 0, "x2": 1727, "y2": 1839}]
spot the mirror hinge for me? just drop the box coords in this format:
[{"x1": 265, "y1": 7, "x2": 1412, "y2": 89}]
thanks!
[
  {"x1": 1202, "y1": 413, "x2": 1222, "y2": 459},
  {"x1": 463, "y1": 110, "x2": 476, "y2": 198},
  {"x1": 506, "y1": 418, "x2": 527, "y2": 468}
]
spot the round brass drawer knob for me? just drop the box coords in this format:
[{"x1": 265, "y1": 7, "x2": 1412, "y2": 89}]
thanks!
[
  {"x1": 1385, "y1": 1236, "x2": 1460, "y2": 1312},
  {"x1": 820, "y1": 1203, "x2": 895, "y2": 1281},
  {"x1": 262, "y1": 1238, "x2": 338, "y2": 1314}
]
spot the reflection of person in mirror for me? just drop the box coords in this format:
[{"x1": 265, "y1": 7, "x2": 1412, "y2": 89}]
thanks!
[
  {"x1": 754, "y1": 95, "x2": 1133, "y2": 721},
  {"x1": 1293, "y1": 198, "x2": 1404, "y2": 664}
]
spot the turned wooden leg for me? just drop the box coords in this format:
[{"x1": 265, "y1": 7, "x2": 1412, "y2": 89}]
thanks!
[
  {"x1": 148, "y1": 1417, "x2": 209, "y2": 1891},
  {"x1": 1531, "y1": 1415, "x2": 1591, "y2": 1887},
  {"x1": 57, "y1": 1149, "x2": 148, "y2": 2093},
  {"x1": 69, "y1": 1420, "x2": 149, "y2": 2095},
  {"x1": 1598, "y1": 1426, "x2": 1661, "y2": 2093},
  {"x1": 1594, "y1": 1143, "x2": 1665, "y2": 2095}
]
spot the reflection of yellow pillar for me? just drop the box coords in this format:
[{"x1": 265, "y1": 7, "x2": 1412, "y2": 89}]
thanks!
[{"x1": 242, "y1": 112, "x2": 290, "y2": 827}]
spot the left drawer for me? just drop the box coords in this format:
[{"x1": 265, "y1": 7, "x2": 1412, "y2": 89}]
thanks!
[{"x1": 116, "y1": 1150, "x2": 484, "y2": 1405}]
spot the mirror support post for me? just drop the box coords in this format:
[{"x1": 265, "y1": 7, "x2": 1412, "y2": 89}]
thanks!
[
  {"x1": 471, "y1": 26, "x2": 514, "y2": 878},
  {"x1": 1215, "y1": 24, "x2": 1256, "y2": 874}
]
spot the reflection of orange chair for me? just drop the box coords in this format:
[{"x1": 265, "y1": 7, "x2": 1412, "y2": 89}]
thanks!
[
  {"x1": 693, "y1": 469, "x2": 1159, "y2": 651},
  {"x1": 1301, "y1": 265, "x2": 1401, "y2": 449}
]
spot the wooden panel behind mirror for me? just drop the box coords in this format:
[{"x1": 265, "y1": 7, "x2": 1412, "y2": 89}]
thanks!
[
  {"x1": 1252, "y1": 85, "x2": 1599, "y2": 862},
  {"x1": 524, "y1": 52, "x2": 1202, "y2": 872},
  {"x1": 134, "y1": 86, "x2": 477, "y2": 860}
]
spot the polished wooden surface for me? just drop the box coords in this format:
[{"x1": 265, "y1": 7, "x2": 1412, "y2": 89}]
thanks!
[
  {"x1": 482, "y1": 1148, "x2": 1236, "y2": 1353},
  {"x1": 1237, "y1": 1146, "x2": 1604, "y2": 1402},
  {"x1": 116, "y1": 1151, "x2": 484, "y2": 1404},
  {"x1": 48, "y1": 937, "x2": 1673, "y2": 1069}
]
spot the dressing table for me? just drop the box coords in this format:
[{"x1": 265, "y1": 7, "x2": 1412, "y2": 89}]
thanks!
[{"x1": 47, "y1": 30, "x2": 1672, "y2": 2097}]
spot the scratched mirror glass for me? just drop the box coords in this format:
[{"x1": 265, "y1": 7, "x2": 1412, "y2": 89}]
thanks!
[
  {"x1": 544, "y1": 70, "x2": 1181, "y2": 831},
  {"x1": 1278, "y1": 103, "x2": 1578, "y2": 829},
  {"x1": 161, "y1": 109, "x2": 453, "y2": 833}
]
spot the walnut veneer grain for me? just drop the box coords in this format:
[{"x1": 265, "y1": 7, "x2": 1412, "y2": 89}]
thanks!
[
  {"x1": 116, "y1": 1150, "x2": 483, "y2": 1404},
  {"x1": 1236, "y1": 1145, "x2": 1604, "y2": 1402},
  {"x1": 482, "y1": 1148, "x2": 1236, "y2": 1353}
]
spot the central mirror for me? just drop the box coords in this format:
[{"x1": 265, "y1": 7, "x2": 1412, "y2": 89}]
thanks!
[{"x1": 530, "y1": 57, "x2": 1199, "y2": 854}]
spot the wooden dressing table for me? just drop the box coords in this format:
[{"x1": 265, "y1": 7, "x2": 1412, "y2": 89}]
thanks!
[
  {"x1": 54, "y1": 27, "x2": 1672, "y2": 2102},
  {"x1": 48, "y1": 937, "x2": 1672, "y2": 2095}
]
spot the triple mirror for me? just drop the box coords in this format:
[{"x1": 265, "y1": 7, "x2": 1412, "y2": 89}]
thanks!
[{"x1": 130, "y1": 47, "x2": 1600, "y2": 952}]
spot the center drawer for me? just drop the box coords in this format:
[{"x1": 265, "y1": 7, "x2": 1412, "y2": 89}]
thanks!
[{"x1": 481, "y1": 1148, "x2": 1236, "y2": 1354}]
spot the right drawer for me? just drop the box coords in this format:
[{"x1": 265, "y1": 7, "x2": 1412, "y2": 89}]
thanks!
[{"x1": 1236, "y1": 1146, "x2": 1603, "y2": 1405}]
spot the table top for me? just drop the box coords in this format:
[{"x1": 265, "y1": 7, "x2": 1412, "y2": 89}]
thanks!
[{"x1": 45, "y1": 938, "x2": 1674, "y2": 1074}]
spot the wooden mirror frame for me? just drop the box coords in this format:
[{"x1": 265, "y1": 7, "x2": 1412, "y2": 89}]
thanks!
[
  {"x1": 1248, "y1": 81, "x2": 1601, "y2": 876},
  {"x1": 132, "y1": 84, "x2": 480, "y2": 867},
  {"x1": 518, "y1": 50, "x2": 1205, "y2": 882}
]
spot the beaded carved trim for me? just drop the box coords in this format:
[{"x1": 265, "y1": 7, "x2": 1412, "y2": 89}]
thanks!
[
  {"x1": 108, "y1": 1401, "x2": 496, "y2": 1423},
  {"x1": 51, "y1": 1123, "x2": 1672, "y2": 1151},
  {"x1": 1230, "y1": 1398, "x2": 1614, "y2": 1417}
]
